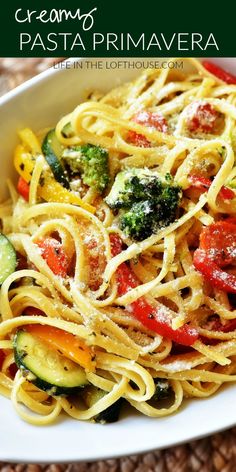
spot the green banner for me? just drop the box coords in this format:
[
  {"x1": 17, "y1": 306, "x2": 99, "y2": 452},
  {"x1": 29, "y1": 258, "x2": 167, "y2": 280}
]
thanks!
[{"x1": 0, "y1": 0, "x2": 233, "y2": 57}]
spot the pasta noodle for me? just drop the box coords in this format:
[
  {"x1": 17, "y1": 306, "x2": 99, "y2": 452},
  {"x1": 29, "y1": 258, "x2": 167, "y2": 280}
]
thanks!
[{"x1": 1, "y1": 57, "x2": 236, "y2": 425}]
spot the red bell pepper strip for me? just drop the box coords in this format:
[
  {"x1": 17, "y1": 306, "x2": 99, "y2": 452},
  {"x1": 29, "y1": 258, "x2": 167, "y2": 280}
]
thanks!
[
  {"x1": 193, "y1": 249, "x2": 236, "y2": 294},
  {"x1": 188, "y1": 175, "x2": 235, "y2": 201},
  {"x1": 193, "y1": 220, "x2": 236, "y2": 293},
  {"x1": 128, "y1": 111, "x2": 168, "y2": 148},
  {"x1": 201, "y1": 316, "x2": 236, "y2": 345},
  {"x1": 202, "y1": 61, "x2": 236, "y2": 85},
  {"x1": 36, "y1": 237, "x2": 70, "y2": 277},
  {"x1": 110, "y1": 233, "x2": 198, "y2": 346},
  {"x1": 186, "y1": 102, "x2": 219, "y2": 134},
  {"x1": 220, "y1": 319, "x2": 236, "y2": 333},
  {"x1": 225, "y1": 217, "x2": 236, "y2": 226},
  {"x1": 209, "y1": 317, "x2": 236, "y2": 334},
  {"x1": 128, "y1": 131, "x2": 151, "y2": 148},
  {"x1": 17, "y1": 177, "x2": 30, "y2": 201},
  {"x1": 199, "y1": 220, "x2": 236, "y2": 268},
  {"x1": 0, "y1": 350, "x2": 5, "y2": 370},
  {"x1": 23, "y1": 307, "x2": 45, "y2": 317}
]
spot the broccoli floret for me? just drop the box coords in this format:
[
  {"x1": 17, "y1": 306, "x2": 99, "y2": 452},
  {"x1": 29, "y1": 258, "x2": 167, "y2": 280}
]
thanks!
[
  {"x1": 106, "y1": 168, "x2": 181, "y2": 241},
  {"x1": 120, "y1": 200, "x2": 156, "y2": 240},
  {"x1": 153, "y1": 185, "x2": 182, "y2": 227},
  {"x1": 62, "y1": 144, "x2": 109, "y2": 193},
  {"x1": 105, "y1": 168, "x2": 163, "y2": 209},
  {"x1": 80, "y1": 144, "x2": 109, "y2": 193},
  {"x1": 105, "y1": 170, "x2": 132, "y2": 208}
]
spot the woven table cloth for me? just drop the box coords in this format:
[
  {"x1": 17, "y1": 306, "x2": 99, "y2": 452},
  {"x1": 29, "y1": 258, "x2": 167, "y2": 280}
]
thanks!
[{"x1": 0, "y1": 57, "x2": 236, "y2": 472}]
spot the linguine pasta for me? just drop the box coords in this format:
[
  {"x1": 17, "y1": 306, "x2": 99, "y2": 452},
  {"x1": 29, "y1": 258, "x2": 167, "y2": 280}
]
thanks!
[{"x1": 1, "y1": 57, "x2": 236, "y2": 425}]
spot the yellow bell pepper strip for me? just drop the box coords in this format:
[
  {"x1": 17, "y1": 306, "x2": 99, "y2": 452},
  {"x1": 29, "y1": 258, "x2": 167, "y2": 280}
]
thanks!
[
  {"x1": 14, "y1": 128, "x2": 96, "y2": 213},
  {"x1": 25, "y1": 324, "x2": 95, "y2": 371},
  {"x1": 14, "y1": 144, "x2": 35, "y2": 183},
  {"x1": 14, "y1": 128, "x2": 40, "y2": 182},
  {"x1": 38, "y1": 175, "x2": 95, "y2": 213},
  {"x1": 18, "y1": 128, "x2": 41, "y2": 154}
]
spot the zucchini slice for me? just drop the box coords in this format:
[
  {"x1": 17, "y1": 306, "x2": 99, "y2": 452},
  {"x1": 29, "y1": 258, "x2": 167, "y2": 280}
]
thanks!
[
  {"x1": 0, "y1": 234, "x2": 17, "y2": 285},
  {"x1": 153, "y1": 379, "x2": 172, "y2": 401},
  {"x1": 62, "y1": 122, "x2": 74, "y2": 138},
  {"x1": 42, "y1": 129, "x2": 70, "y2": 189},
  {"x1": 84, "y1": 386, "x2": 124, "y2": 423},
  {"x1": 14, "y1": 330, "x2": 88, "y2": 396}
]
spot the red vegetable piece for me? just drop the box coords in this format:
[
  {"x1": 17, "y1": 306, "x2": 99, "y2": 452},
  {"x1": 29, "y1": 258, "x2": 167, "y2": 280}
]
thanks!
[
  {"x1": 193, "y1": 249, "x2": 236, "y2": 294},
  {"x1": 188, "y1": 174, "x2": 235, "y2": 201},
  {"x1": 186, "y1": 102, "x2": 219, "y2": 134},
  {"x1": 110, "y1": 233, "x2": 198, "y2": 346},
  {"x1": 202, "y1": 61, "x2": 236, "y2": 85},
  {"x1": 199, "y1": 221, "x2": 236, "y2": 268},
  {"x1": 17, "y1": 177, "x2": 30, "y2": 201},
  {"x1": 220, "y1": 319, "x2": 236, "y2": 333},
  {"x1": 128, "y1": 131, "x2": 151, "y2": 148},
  {"x1": 23, "y1": 307, "x2": 45, "y2": 317},
  {"x1": 36, "y1": 237, "x2": 69, "y2": 277},
  {"x1": 219, "y1": 186, "x2": 235, "y2": 200},
  {"x1": 128, "y1": 111, "x2": 168, "y2": 147},
  {"x1": 132, "y1": 111, "x2": 168, "y2": 132},
  {"x1": 0, "y1": 351, "x2": 4, "y2": 370}
]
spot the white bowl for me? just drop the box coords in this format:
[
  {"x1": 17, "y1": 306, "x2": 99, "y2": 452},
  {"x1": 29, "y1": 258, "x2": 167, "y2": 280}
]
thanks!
[{"x1": 0, "y1": 57, "x2": 236, "y2": 463}]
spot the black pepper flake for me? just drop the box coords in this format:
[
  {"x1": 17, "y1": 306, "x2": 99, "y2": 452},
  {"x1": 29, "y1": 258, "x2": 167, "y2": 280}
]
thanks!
[
  {"x1": 148, "y1": 313, "x2": 155, "y2": 319},
  {"x1": 19, "y1": 163, "x2": 25, "y2": 171},
  {"x1": 39, "y1": 176, "x2": 45, "y2": 186}
]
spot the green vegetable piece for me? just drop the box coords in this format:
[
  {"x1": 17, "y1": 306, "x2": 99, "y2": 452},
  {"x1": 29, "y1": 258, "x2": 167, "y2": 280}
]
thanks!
[
  {"x1": 63, "y1": 144, "x2": 109, "y2": 193},
  {"x1": 106, "y1": 168, "x2": 163, "y2": 209},
  {"x1": 83, "y1": 386, "x2": 123, "y2": 423},
  {"x1": 120, "y1": 200, "x2": 156, "y2": 240},
  {"x1": 107, "y1": 168, "x2": 181, "y2": 241},
  {"x1": 152, "y1": 379, "x2": 172, "y2": 401},
  {"x1": 14, "y1": 330, "x2": 88, "y2": 396},
  {"x1": 61, "y1": 122, "x2": 74, "y2": 138},
  {"x1": 0, "y1": 234, "x2": 17, "y2": 285},
  {"x1": 229, "y1": 180, "x2": 236, "y2": 189},
  {"x1": 42, "y1": 129, "x2": 70, "y2": 189}
]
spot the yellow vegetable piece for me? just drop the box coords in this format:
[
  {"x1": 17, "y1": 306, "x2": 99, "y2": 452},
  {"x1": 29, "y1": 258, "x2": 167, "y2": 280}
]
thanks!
[
  {"x1": 39, "y1": 175, "x2": 95, "y2": 213},
  {"x1": 26, "y1": 324, "x2": 95, "y2": 372},
  {"x1": 18, "y1": 128, "x2": 41, "y2": 154},
  {"x1": 15, "y1": 128, "x2": 96, "y2": 214},
  {"x1": 14, "y1": 144, "x2": 35, "y2": 183}
]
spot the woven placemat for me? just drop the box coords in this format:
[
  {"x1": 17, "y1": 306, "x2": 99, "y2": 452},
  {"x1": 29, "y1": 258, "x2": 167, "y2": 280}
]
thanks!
[{"x1": 0, "y1": 58, "x2": 236, "y2": 472}]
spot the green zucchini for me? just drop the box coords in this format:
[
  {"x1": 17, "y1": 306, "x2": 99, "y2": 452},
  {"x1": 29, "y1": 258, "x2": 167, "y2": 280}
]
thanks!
[
  {"x1": 83, "y1": 386, "x2": 124, "y2": 423},
  {"x1": 14, "y1": 330, "x2": 88, "y2": 396},
  {"x1": 153, "y1": 379, "x2": 172, "y2": 401},
  {"x1": 42, "y1": 129, "x2": 70, "y2": 189},
  {"x1": 62, "y1": 122, "x2": 74, "y2": 138},
  {"x1": 0, "y1": 234, "x2": 17, "y2": 285}
]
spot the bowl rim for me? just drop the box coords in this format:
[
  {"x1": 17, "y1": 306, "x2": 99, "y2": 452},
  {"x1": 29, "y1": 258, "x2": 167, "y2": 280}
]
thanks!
[{"x1": 0, "y1": 57, "x2": 81, "y2": 107}]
